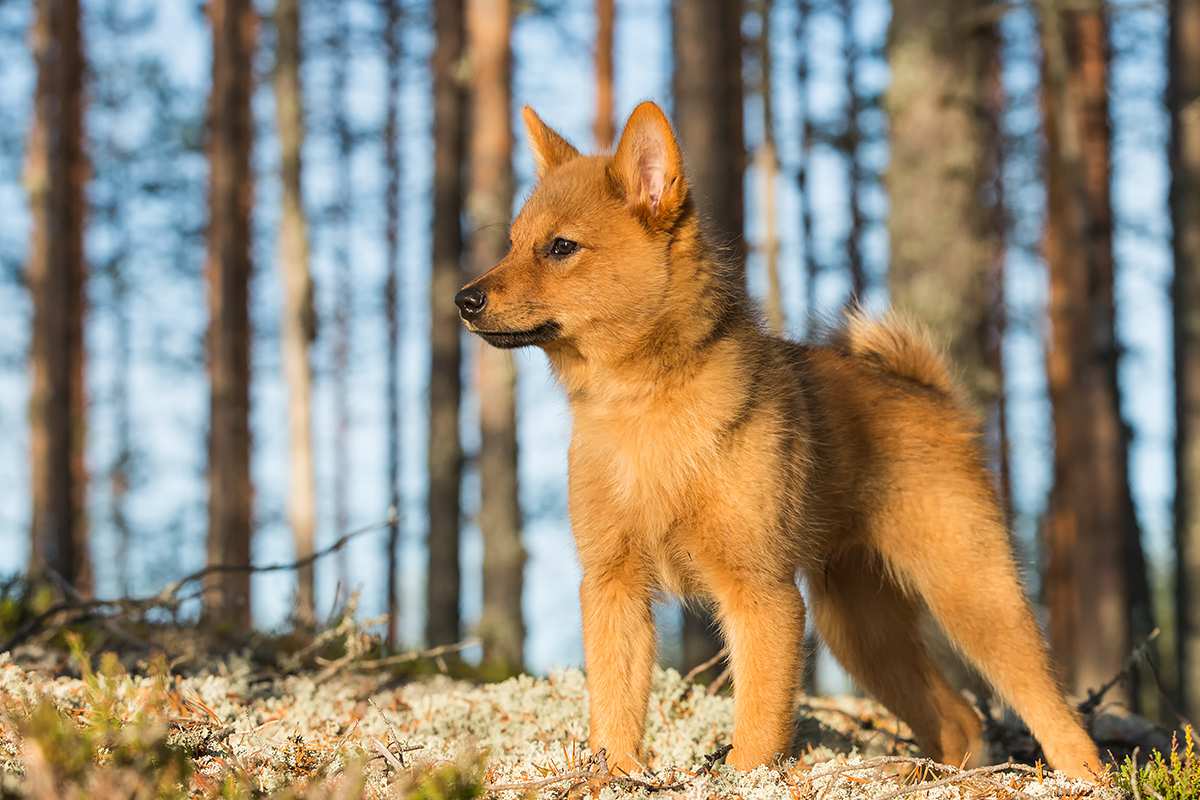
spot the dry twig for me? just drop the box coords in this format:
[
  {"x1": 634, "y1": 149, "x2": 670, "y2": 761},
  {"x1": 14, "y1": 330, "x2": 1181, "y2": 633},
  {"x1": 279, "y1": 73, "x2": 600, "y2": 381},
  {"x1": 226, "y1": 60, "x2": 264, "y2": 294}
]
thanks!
[
  {"x1": 707, "y1": 665, "x2": 732, "y2": 695},
  {"x1": 349, "y1": 638, "x2": 480, "y2": 672},
  {"x1": 682, "y1": 647, "x2": 728, "y2": 683},
  {"x1": 871, "y1": 762, "x2": 1038, "y2": 800}
]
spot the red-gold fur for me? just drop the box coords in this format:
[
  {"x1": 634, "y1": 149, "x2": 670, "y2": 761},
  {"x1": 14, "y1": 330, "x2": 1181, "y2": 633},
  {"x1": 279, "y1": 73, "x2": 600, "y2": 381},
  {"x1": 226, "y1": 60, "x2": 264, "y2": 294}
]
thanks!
[{"x1": 458, "y1": 102, "x2": 1101, "y2": 779}]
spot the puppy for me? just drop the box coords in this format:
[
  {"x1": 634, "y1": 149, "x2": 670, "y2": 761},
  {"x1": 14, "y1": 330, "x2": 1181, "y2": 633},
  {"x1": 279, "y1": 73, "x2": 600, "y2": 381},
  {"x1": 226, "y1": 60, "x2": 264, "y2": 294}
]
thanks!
[{"x1": 456, "y1": 100, "x2": 1100, "y2": 780}]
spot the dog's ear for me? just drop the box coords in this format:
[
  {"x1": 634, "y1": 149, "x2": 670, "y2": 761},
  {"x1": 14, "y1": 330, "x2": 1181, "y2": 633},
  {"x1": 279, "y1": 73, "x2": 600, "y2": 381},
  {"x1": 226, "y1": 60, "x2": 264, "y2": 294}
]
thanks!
[
  {"x1": 522, "y1": 106, "x2": 580, "y2": 178},
  {"x1": 611, "y1": 101, "x2": 687, "y2": 228}
]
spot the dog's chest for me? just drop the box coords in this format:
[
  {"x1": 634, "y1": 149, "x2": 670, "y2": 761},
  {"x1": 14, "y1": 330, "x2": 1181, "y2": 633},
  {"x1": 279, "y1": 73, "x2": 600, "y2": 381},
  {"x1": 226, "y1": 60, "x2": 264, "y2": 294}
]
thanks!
[{"x1": 572, "y1": 405, "x2": 714, "y2": 532}]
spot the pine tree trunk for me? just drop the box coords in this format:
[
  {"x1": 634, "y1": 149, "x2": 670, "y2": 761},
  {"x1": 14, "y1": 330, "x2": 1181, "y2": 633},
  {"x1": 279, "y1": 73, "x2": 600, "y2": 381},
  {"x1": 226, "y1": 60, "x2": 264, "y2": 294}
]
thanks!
[
  {"x1": 467, "y1": 0, "x2": 524, "y2": 674},
  {"x1": 204, "y1": 0, "x2": 256, "y2": 627},
  {"x1": 1039, "y1": 0, "x2": 1146, "y2": 700},
  {"x1": 841, "y1": 0, "x2": 865, "y2": 301},
  {"x1": 27, "y1": 0, "x2": 91, "y2": 594},
  {"x1": 330, "y1": 0, "x2": 354, "y2": 594},
  {"x1": 1171, "y1": 0, "x2": 1200, "y2": 720},
  {"x1": 796, "y1": 0, "x2": 817, "y2": 331},
  {"x1": 672, "y1": 0, "x2": 745, "y2": 269},
  {"x1": 981, "y1": 23, "x2": 1013, "y2": 520},
  {"x1": 672, "y1": 0, "x2": 744, "y2": 669},
  {"x1": 427, "y1": 0, "x2": 467, "y2": 647},
  {"x1": 594, "y1": 0, "x2": 615, "y2": 151},
  {"x1": 274, "y1": 0, "x2": 317, "y2": 627},
  {"x1": 885, "y1": 0, "x2": 999, "y2": 411},
  {"x1": 755, "y1": 0, "x2": 783, "y2": 334},
  {"x1": 887, "y1": 0, "x2": 1016, "y2": 704},
  {"x1": 383, "y1": 0, "x2": 404, "y2": 650}
]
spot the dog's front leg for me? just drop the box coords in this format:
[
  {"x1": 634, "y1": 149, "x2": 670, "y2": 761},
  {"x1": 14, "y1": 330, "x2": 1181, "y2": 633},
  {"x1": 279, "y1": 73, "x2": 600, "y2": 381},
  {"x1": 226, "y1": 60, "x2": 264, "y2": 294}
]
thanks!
[
  {"x1": 580, "y1": 565, "x2": 655, "y2": 775},
  {"x1": 713, "y1": 579, "x2": 805, "y2": 770}
]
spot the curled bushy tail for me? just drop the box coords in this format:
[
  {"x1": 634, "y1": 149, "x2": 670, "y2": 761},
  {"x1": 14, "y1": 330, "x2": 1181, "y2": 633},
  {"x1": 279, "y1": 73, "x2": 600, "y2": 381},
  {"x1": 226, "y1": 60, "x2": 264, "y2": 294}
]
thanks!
[{"x1": 838, "y1": 309, "x2": 963, "y2": 401}]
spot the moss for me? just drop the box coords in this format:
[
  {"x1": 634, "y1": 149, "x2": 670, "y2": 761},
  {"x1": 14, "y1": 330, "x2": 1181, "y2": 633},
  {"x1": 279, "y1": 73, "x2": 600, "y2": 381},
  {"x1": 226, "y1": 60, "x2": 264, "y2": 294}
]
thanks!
[{"x1": 1116, "y1": 726, "x2": 1200, "y2": 800}]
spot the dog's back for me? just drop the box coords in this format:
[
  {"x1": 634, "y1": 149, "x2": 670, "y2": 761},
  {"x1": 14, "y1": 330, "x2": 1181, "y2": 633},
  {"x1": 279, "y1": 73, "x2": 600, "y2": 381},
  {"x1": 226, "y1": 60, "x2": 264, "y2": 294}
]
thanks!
[{"x1": 696, "y1": 310, "x2": 994, "y2": 569}]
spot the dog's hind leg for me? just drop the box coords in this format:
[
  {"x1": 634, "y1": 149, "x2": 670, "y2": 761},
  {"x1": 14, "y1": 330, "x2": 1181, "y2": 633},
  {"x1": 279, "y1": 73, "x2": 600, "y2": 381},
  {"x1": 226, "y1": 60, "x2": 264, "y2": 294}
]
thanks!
[
  {"x1": 869, "y1": 493, "x2": 1101, "y2": 780},
  {"x1": 805, "y1": 548, "x2": 986, "y2": 767}
]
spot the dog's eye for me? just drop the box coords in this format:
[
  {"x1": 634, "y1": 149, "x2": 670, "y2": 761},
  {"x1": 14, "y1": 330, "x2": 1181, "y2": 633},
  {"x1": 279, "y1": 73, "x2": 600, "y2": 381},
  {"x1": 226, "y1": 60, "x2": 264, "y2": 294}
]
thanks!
[{"x1": 549, "y1": 237, "x2": 579, "y2": 258}]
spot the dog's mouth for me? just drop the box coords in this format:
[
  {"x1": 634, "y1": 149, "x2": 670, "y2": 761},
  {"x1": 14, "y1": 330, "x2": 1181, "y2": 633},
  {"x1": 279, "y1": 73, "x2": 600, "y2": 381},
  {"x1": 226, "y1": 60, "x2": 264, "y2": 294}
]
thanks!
[{"x1": 471, "y1": 321, "x2": 562, "y2": 349}]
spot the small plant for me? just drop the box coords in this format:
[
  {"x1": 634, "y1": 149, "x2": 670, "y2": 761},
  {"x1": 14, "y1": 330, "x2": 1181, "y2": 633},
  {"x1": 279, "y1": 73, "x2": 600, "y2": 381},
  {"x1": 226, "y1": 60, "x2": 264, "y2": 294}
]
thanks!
[
  {"x1": 9, "y1": 634, "x2": 194, "y2": 798},
  {"x1": 1116, "y1": 726, "x2": 1200, "y2": 800},
  {"x1": 406, "y1": 760, "x2": 483, "y2": 800},
  {"x1": 19, "y1": 699, "x2": 193, "y2": 799}
]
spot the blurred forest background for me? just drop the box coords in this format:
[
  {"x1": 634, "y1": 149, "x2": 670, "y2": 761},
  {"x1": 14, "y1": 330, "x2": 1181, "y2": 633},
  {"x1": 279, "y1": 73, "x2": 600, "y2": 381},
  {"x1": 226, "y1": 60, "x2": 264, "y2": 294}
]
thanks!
[{"x1": 3, "y1": 0, "x2": 1200, "y2": 728}]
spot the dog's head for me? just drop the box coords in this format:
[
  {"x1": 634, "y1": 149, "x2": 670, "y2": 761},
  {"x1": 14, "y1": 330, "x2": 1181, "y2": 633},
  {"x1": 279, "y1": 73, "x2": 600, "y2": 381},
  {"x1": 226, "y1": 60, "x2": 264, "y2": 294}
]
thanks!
[{"x1": 456, "y1": 101, "x2": 691, "y2": 353}]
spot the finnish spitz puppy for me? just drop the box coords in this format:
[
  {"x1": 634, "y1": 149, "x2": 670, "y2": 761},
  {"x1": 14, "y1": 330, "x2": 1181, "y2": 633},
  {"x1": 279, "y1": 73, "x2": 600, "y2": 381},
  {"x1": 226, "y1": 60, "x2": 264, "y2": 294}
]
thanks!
[{"x1": 456, "y1": 101, "x2": 1099, "y2": 779}]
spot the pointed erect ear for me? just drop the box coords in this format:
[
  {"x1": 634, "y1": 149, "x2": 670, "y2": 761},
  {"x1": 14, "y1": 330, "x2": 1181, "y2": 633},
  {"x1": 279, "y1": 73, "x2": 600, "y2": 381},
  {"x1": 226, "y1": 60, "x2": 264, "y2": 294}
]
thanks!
[
  {"x1": 522, "y1": 106, "x2": 580, "y2": 178},
  {"x1": 610, "y1": 101, "x2": 687, "y2": 227}
]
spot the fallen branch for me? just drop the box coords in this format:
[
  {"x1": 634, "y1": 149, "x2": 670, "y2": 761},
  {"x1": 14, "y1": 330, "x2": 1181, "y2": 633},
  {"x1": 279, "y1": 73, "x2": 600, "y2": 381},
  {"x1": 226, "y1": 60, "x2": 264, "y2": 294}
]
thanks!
[
  {"x1": 157, "y1": 512, "x2": 397, "y2": 601},
  {"x1": 2, "y1": 513, "x2": 396, "y2": 654},
  {"x1": 796, "y1": 700, "x2": 917, "y2": 746},
  {"x1": 1078, "y1": 628, "x2": 1161, "y2": 717},
  {"x1": 801, "y1": 755, "x2": 934, "y2": 800},
  {"x1": 483, "y1": 766, "x2": 594, "y2": 793},
  {"x1": 313, "y1": 638, "x2": 480, "y2": 685},
  {"x1": 806, "y1": 755, "x2": 939, "y2": 785}
]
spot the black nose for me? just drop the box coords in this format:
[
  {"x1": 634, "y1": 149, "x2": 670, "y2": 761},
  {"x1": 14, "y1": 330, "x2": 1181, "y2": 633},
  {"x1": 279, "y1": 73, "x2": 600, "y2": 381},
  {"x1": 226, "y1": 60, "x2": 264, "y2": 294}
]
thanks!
[{"x1": 454, "y1": 287, "x2": 487, "y2": 319}]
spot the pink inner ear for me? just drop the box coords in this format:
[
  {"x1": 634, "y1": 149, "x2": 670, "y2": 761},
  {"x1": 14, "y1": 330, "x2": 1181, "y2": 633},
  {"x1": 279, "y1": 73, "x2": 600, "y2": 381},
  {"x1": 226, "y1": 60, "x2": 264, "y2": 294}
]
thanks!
[{"x1": 636, "y1": 136, "x2": 666, "y2": 208}]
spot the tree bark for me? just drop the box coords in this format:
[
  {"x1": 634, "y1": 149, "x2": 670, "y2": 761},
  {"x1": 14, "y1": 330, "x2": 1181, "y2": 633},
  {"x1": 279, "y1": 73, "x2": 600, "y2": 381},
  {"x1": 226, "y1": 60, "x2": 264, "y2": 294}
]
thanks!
[
  {"x1": 427, "y1": 0, "x2": 467, "y2": 647},
  {"x1": 841, "y1": 0, "x2": 865, "y2": 302},
  {"x1": 755, "y1": 0, "x2": 783, "y2": 333},
  {"x1": 672, "y1": 0, "x2": 745, "y2": 271},
  {"x1": 1171, "y1": 0, "x2": 1200, "y2": 720},
  {"x1": 27, "y1": 0, "x2": 91, "y2": 594},
  {"x1": 274, "y1": 0, "x2": 317, "y2": 627},
  {"x1": 671, "y1": 0, "x2": 744, "y2": 669},
  {"x1": 204, "y1": 0, "x2": 256, "y2": 627},
  {"x1": 981, "y1": 22, "x2": 1013, "y2": 521},
  {"x1": 594, "y1": 0, "x2": 615, "y2": 151},
  {"x1": 467, "y1": 0, "x2": 525, "y2": 674},
  {"x1": 885, "y1": 0, "x2": 999, "y2": 411},
  {"x1": 1039, "y1": 0, "x2": 1147, "y2": 701},
  {"x1": 383, "y1": 0, "x2": 404, "y2": 650},
  {"x1": 887, "y1": 0, "x2": 1017, "y2": 704}
]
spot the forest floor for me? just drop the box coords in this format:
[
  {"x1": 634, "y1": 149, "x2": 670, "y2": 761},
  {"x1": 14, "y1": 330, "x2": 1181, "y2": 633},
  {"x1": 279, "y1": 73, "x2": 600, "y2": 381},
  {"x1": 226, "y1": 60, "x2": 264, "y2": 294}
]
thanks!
[{"x1": 0, "y1": 641, "x2": 1140, "y2": 800}]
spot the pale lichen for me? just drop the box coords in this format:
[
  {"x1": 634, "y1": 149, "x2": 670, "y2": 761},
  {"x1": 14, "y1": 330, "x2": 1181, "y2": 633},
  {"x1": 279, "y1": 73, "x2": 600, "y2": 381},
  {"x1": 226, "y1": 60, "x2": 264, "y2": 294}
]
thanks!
[{"x1": 0, "y1": 657, "x2": 1118, "y2": 799}]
